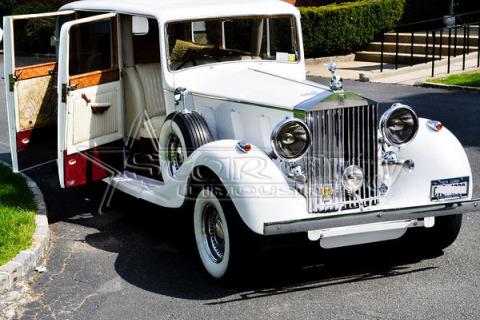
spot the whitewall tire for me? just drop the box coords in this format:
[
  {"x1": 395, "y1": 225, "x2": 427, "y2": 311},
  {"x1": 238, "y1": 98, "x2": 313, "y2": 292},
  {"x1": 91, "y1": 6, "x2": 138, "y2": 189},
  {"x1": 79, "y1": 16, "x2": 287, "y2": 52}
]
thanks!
[{"x1": 193, "y1": 188, "x2": 231, "y2": 279}]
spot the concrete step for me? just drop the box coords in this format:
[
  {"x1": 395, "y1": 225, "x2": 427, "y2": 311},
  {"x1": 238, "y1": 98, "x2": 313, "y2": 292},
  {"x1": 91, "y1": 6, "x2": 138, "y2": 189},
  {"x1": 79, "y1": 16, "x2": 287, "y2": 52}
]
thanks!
[
  {"x1": 383, "y1": 32, "x2": 479, "y2": 46},
  {"x1": 366, "y1": 42, "x2": 478, "y2": 56},
  {"x1": 355, "y1": 51, "x2": 442, "y2": 64}
]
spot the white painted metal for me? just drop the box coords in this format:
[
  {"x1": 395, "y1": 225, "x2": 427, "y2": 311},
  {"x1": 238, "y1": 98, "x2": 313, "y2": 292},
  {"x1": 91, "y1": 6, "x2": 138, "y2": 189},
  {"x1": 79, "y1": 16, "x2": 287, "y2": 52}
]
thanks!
[
  {"x1": 57, "y1": 12, "x2": 119, "y2": 187},
  {"x1": 61, "y1": 0, "x2": 298, "y2": 25},
  {"x1": 3, "y1": 16, "x2": 18, "y2": 172},
  {"x1": 3, "y1": 11, "x2": 75, "y2": 173},
  {"x1": 315, "y1": 220, "x2": 414, "y2": 249}
]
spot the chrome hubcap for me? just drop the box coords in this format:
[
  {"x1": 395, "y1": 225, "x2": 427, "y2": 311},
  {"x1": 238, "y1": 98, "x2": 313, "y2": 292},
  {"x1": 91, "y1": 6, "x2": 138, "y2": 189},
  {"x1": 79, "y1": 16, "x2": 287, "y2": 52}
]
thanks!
[
  {"x1": 202, "y1": 204, "x2": 225, "y2": 263},
  {"x1": 167, "y1": 134, "x2": 184, "y2": 176}
]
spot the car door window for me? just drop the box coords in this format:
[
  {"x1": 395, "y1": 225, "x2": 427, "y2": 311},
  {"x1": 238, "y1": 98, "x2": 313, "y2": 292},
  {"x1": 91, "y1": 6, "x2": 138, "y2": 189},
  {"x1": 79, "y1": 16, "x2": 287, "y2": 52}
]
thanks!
[{"x1": 69, "y1": 19, "x2": 116, "y2": 75}]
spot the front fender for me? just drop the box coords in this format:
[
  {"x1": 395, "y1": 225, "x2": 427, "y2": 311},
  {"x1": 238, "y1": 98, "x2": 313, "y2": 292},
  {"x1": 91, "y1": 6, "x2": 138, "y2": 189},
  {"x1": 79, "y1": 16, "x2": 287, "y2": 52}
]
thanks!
[
  {"x1": 179, "y1": 140, "x2": 306, "y2": 234},
  {"x1": 380, "y1": 117, "x2": 473, "y2": 207}
]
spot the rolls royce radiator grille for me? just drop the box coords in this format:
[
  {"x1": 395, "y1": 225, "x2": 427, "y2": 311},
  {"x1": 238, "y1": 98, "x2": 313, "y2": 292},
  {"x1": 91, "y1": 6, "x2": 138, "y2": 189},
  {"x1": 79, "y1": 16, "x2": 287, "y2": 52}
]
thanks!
[{"x1": 305, "y1": 104, "x2": 379, "y2": 213}]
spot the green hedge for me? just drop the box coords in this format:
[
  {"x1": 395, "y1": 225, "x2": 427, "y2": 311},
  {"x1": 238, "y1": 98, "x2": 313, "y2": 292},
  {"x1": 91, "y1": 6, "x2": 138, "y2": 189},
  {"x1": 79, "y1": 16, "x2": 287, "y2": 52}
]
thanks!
[
  {"x1": 300, "y1": 0, "x2": 405, "y2": 58},
  {"x1": 11, "y1": 2, "x2": 56, "y2": 54}
]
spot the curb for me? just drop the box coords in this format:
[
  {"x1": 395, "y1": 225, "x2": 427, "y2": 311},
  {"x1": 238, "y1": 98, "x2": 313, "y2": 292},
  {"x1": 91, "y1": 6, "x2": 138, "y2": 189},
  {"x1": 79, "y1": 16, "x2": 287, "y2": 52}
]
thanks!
[
  {"x1": 0, "y1": 161, "x2": 50, "y2": 293},
  {"x1": 370, "y1": 53, "x2": 479, "y2": 81},
  {"x1": 417, "y1": 81, "x2": 480, "y2": 92},
  {"x1": 305, "y1": 54, "x2": 356, "y2": 65}
]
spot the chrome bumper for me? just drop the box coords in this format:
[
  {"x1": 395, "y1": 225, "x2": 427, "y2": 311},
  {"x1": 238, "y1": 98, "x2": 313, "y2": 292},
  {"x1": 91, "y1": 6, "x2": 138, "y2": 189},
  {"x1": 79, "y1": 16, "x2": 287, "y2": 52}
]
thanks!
[{"x1": 263, "y1": 199, "x2": 480, "y2": 235}]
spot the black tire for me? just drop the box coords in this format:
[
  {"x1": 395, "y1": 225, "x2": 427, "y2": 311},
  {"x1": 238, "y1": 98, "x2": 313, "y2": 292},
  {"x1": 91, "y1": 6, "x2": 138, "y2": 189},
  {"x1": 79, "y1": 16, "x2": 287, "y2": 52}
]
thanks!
[
  {"x1": 405, "y1": 215, "x2": 463, "y2": 253},
  {"x1": 159, "y1": 111, "x2": 213, "y2": 178},
  {"x1": 165, "y1": 111, "x2": 213, "y2": 155}
]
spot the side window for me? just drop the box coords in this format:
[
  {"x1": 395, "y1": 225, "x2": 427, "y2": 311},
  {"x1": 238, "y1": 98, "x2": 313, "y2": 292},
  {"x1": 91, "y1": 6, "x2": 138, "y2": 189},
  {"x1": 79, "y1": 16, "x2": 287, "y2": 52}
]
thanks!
[
  {"x1": 69, "y1": 18, "x2": 116, "y2": 75},
  {"x1": 133, "y1": 18, "x2": 160, "y2": 64},
  {"x1": 13, "y1": 16, "x2": 57, "y2": 68}
]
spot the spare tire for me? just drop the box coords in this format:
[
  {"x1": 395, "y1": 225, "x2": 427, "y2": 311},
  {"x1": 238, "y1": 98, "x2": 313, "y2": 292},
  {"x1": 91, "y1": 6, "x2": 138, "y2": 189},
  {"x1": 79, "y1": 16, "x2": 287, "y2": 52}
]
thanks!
[{"x1": 159, "y1": 111, "x2": 213, "y2": 178}]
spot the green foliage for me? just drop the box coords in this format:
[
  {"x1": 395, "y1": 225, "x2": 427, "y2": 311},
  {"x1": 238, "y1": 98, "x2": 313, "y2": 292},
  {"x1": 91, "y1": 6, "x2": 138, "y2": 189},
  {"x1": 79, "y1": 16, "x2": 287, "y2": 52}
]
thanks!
[
  {"x1": 0, "y1": 0, "x2": 15, "y2": 21},
  {"x1": 12, "y1": 2, "x2": 56, "y2": 54},
  {"x1": 0, "y1": 164, "x2": 36, "y2": 266},
  {"x1": 300, "y1": 0, "x2": 405, "y2": 58}
]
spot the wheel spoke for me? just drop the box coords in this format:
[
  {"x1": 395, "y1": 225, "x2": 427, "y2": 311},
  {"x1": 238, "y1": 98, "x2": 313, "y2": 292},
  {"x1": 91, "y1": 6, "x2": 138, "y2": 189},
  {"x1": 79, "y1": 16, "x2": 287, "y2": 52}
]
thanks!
[
  {"x1": 167, "y1": 134, "x2": 184, "y2": 176},
  {"x1": 202, "y1": 204, "x2": 225, "y2": 263}
]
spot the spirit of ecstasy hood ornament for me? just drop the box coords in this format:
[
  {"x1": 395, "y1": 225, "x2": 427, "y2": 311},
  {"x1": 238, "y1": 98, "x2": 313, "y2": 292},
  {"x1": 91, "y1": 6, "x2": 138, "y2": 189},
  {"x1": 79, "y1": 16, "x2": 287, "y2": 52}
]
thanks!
[{"x1": 327, "y1": 63, "x2": 343, "y2": 91}]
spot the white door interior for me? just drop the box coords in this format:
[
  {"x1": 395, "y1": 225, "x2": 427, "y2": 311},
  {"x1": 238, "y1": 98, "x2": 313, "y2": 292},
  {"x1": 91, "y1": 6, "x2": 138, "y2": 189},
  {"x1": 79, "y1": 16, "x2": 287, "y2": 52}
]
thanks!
[
  {"x1": 3, "y1": 10, "x2": 75, "y2": 172},
  {"x1": 57, "y1": 13, "x2": 124, "y2": 188}
]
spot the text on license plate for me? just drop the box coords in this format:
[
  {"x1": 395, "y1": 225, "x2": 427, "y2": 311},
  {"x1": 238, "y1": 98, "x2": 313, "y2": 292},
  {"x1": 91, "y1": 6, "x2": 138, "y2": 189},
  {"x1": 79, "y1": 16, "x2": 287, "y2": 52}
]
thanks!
[{"x1": 430, "y1": 177, "x2": 469, "y2": 201}]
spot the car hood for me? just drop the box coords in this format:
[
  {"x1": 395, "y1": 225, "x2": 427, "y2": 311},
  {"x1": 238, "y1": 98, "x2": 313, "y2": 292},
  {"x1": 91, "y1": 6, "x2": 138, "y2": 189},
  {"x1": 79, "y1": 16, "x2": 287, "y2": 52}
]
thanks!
[{"x1": 183, "y1": 68, "x2": 331, "y2": 110}]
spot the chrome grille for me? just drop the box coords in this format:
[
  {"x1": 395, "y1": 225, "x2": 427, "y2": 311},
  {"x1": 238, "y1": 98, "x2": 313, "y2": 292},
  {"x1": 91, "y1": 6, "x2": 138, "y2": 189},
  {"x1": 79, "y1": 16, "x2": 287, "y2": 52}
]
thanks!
[{"x1": 305, "y1": 104, "x2": 379, "y2": 213}]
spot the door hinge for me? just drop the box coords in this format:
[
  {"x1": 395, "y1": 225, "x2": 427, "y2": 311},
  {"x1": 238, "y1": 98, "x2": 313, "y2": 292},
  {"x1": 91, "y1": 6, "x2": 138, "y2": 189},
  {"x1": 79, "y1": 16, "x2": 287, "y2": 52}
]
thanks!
[
  {"x1": 8, "y1": 74, "x2": 16, "y2": 92},
  {"x1": 61, "y1": 84, "x2": 77, "y2": 103}
]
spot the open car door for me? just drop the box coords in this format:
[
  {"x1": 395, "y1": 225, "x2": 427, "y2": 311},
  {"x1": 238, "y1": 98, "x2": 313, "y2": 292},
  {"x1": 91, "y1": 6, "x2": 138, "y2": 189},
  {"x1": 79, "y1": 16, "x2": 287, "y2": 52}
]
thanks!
[
  {"x1": 3, "y1": 10, "x2": 75, "y2": 172},
  {"x1": 58, "y1": 13, "x2": 124, "y2": 188}
]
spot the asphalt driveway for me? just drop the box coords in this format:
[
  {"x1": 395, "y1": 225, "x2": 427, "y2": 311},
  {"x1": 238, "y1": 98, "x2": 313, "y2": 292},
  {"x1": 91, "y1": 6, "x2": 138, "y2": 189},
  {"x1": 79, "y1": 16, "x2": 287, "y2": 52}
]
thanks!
[{"x1": 1, "y1": 57, "x2": 480, "y2": 319}]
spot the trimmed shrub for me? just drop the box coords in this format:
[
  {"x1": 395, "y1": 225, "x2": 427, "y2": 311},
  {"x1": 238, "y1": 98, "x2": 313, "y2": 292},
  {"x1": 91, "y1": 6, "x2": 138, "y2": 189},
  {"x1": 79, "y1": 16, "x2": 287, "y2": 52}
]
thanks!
[{"x1": 300, "y1": 0, "x2": 405, "y2": 58}]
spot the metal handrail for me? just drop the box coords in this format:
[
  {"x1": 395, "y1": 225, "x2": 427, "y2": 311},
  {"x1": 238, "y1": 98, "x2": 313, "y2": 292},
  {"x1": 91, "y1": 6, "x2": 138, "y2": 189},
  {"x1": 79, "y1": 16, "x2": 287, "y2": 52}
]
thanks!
[{"x1": 379, "y1": 12, "x2": 480, "y2": 76}]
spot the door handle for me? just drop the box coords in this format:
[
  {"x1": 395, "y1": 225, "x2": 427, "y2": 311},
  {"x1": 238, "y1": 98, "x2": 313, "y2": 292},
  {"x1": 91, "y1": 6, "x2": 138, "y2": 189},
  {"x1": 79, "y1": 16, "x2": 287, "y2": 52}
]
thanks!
[
  {"x1": 90, "y1": 102, "x2": 111, "y2": 114},
  {"x1": 81, "y1": 94, "x2": 110, "y2": 114}
]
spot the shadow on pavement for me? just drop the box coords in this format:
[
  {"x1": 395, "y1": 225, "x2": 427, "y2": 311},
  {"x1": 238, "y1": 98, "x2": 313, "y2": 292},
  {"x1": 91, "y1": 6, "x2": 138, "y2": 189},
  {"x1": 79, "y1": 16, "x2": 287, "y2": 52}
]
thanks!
[{"x1": 14, "y1": 160, "x2": 443, "y2": 302}]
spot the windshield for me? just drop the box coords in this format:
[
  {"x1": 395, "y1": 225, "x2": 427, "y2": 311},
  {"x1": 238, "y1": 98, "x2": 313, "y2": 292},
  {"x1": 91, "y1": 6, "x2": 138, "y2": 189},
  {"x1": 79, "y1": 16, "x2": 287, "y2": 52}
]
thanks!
[{"x1": 166, "y1": 15, "x2": 299, "y2": 71}]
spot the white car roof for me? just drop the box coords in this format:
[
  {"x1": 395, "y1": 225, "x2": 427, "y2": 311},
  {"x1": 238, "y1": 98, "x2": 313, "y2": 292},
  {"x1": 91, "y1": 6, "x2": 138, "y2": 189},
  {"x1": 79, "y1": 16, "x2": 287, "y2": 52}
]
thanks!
[{"x1": 61, "y1": 0, "x2": 299, "y2": 23}]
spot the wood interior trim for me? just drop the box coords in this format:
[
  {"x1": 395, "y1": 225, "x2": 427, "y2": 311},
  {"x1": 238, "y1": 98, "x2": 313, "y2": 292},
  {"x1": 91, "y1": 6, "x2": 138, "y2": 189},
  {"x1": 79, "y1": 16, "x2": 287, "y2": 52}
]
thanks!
[
  {"x1": 15, "y1": 62, "x2": 57, "y2": 81},
  {"x1": 69, "y1": 68, "x2": 119, "y2": 89}
]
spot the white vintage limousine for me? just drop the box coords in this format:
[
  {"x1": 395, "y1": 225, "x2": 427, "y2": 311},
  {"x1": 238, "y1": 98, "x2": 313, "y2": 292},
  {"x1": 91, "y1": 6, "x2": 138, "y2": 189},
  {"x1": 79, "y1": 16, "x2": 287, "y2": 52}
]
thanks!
[{"x1": 2, "y1": 0, "x2": 478, "y2": 280}]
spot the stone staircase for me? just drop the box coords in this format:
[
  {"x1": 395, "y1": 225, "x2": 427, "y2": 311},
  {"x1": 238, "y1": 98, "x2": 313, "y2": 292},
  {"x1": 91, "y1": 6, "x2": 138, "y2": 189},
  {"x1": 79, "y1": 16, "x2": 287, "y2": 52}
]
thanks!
[{"x1": 356, "y1": 29, "x2": 479, "y2": 65}]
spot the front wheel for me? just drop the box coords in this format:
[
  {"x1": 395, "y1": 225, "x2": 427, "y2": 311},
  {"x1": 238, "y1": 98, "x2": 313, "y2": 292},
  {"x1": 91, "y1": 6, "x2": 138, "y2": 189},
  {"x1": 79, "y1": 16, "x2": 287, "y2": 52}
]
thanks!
[
  {"x1": 192, "y1": 184, "x2": 261, "y2": 280},
  {"x1": 193, "y1": 188, "x2": 231, "y2": 279}
]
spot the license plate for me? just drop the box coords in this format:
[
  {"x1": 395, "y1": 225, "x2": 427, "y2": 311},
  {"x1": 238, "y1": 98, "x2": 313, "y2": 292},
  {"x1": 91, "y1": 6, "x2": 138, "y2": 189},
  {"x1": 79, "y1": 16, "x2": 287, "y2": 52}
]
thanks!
[{"x1": 430, "y1": 177, "x2": 469, "y2": 201}]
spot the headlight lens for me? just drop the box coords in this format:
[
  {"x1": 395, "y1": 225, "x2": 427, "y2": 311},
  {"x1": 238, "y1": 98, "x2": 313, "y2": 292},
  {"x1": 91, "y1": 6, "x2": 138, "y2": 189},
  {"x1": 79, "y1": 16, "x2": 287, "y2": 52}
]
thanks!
[
  {"x1": 271, "y1": 118, "x2": 311, "y2": 161},
  {"x1": 380, "y1": 103, "x2": 419, "y2": 146},
  {"x1": 342, "y1": 165, "x2": 364, "y2": 193}
]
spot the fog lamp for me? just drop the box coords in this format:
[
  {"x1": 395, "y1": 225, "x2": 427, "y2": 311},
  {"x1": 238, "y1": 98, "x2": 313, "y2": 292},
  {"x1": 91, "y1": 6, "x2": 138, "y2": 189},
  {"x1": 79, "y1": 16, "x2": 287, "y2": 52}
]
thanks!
[{"x1": 342, "y1": 165, "x2": 364, "y2": 193}]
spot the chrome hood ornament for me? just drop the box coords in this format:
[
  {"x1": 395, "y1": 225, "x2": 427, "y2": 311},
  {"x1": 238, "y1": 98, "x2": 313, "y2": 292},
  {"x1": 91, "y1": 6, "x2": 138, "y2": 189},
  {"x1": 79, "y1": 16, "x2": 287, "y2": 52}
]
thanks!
[{"x1": 327, "y1": 63, "x2": 343, "y2": 91}]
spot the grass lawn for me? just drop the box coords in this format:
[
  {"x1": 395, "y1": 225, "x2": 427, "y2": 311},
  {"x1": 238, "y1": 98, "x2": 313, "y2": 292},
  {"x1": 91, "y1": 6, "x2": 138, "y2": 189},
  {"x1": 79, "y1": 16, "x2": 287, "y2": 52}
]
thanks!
[
  {"x1": 0, "y1": 164, "x2": 36, "y2": 266},
  {"x1": 428, "y1": 71, "x2": 480, "y2": 88}
]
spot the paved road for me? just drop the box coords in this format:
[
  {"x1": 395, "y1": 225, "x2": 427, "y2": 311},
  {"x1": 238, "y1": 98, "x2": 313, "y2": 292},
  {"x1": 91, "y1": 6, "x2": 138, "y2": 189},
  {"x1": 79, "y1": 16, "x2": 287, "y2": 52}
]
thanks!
[{"x1": 1, "y1": 60, "x2": 480, "y2": 319}]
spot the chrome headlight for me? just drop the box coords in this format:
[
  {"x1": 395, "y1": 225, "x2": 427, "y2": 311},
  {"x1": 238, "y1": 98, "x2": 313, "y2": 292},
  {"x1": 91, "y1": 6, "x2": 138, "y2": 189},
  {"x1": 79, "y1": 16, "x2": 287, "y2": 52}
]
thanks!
[
  {"x1": 271, "y1": 118, "x2": 311, "y2": 162},
  {"x1": 380, "y1": 103, "x2": 419, "y2": 146}
]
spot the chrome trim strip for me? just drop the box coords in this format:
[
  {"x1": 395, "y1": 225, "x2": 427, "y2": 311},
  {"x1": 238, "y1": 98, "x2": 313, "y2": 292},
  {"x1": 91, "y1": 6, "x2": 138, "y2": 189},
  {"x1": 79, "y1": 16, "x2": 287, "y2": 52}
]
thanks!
[
  {"x1": 248, "y1": 68, "x2": 329, "y2": 90},
  {"x1": 165, "y1": 89, "x2": 292, "y2": 112},
  {"x1": 294, "y1": 91, "x2": 334, "y2": 112},
  {"x1": 264, "y1": 199, "x2": 480, "y2": 235}
]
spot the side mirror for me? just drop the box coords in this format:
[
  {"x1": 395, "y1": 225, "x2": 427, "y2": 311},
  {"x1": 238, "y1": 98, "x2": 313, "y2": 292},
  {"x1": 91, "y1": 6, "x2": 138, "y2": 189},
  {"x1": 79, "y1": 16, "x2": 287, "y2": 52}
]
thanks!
[{"x1": 132, "y1": 16, "x2": 149, "y2": 35}]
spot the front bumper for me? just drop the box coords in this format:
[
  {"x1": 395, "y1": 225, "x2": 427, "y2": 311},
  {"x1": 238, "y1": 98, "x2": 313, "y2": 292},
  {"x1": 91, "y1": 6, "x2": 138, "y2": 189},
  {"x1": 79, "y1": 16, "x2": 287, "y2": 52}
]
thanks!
[{"x1": 263, "y1": 199, "x2": 480, "y2": 235}]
